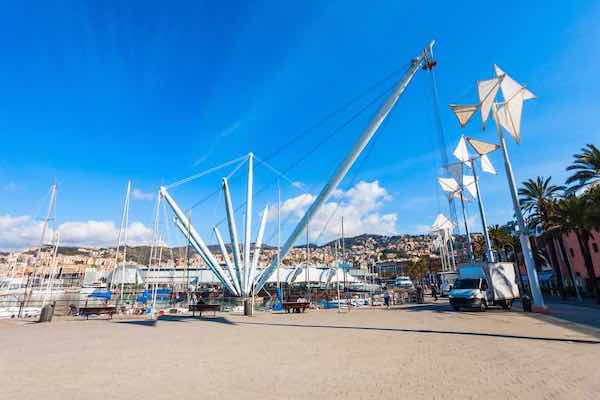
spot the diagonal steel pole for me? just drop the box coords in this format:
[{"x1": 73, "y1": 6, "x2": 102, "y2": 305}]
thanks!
[{"x1": 255, "y1": 40, "x2": 436, "y2": 293}]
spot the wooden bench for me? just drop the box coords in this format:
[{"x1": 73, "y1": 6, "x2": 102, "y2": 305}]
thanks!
[
  {"x1": 78, "y1": 306, "x2": 117, "y2": 320},
  {"x1": 189, "y1": 303, "x2": 220, "y2": 317},
  {"x1": 282, "y1": 302, "x2": 310, "y2": 313}
]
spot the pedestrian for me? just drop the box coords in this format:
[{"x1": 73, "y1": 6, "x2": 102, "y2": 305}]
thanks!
[
  {"x1": 416, "y1": 285, "x2": 424, "y2": 304},
  {"x1": 431, "y1": 285, "x2": 438, "y2": 302},
  {"x1": 383, "y1": 287, "x2": 390, "y2": 309}
]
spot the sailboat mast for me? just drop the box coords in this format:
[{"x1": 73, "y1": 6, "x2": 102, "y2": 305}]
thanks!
[
  {"x1": 35, "y1": 184, "x2": 57, "y2": 288},
  {"x1": 19, "y1": 183, "x2": 57, "y2": 318},
  {"x1": 119, "y1": 180, "x2": 131, "y2": 303}
]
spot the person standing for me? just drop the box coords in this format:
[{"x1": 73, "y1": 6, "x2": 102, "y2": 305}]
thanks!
[{"x1": 416, "y1": 285, "x2": 424, "y2": 304}]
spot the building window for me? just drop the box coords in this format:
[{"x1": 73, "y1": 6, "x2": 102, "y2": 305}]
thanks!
[
  {"x1": 593, "y1": 243, "x2": 599, "y2": 253},
  {"x1": 569, "y1": 248, "x2": 575, "y2": 258}
]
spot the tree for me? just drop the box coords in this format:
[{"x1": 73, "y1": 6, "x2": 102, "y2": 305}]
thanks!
[
  {"x1": 488, "y1": 225, "x2": 512, "y2": 261},
  {"x1": 545, "y1": 199, "x2": 583, "y2": 302},
  {"x1": 519, "y1": 176, "x2": 566, "y2": 298},
  {"x1": 566, "y1": 144, "x2": 600, "y2": 192},
  {"x1": 407, "y1": 257, "x2": 429, "y2": 282},
  {"x1": 472, "y1": 235, "x2": 485, "y2": 261},
  {"x1": 584, "y1": 184, "x2": 600, "y2": 228},
  {"x1": 554, "y1": 195, "x2": 600, "y2": 302}
]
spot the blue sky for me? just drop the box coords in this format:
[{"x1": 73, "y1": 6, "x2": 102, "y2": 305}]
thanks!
[{"x1": 1, "y1": 1, "x2": 599, "y2": 249}]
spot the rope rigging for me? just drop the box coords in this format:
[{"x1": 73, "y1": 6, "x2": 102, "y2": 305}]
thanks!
[{"x1": 425, "y1": 56, "x2": 460, "y2": 233}]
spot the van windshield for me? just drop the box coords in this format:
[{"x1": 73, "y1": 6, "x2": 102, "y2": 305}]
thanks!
[{"x1": 452, "y1": 279, "x2": 480, "y2": 290}]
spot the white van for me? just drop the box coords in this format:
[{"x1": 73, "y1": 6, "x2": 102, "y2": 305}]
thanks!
[
  {"x1": 394, "y1": 276, "x2": 414, "y2": 289},
  {"x1": 449, "y1": 263, "x2": 520, "y2": 311}
]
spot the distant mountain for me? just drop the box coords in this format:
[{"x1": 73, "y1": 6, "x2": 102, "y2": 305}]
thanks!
[{"x1": 44, "y1": 233, "x2": 435, "y2": 264}]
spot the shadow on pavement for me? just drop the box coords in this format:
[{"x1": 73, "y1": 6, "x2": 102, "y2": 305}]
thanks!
[
  {"x1": 114, "y1": 315, "x2": 236, "y2": 327},
  {"x1": 236, "y1": 321, "x2": 600, "y2": 345},
  {"x1": 513, "y1": 300, "x2": 600, "y2": 339},
  {"x1": 396, "y1": 303, "x2": 515, "y2": 314}
]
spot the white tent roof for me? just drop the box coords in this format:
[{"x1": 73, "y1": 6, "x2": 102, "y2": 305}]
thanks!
[
  {"x1": 261, "y1": 267, "x2": 298, "y2": 284},
  {"x1": 329, "y1": 269, "x2": 361, "y2": 284},
  {"x1": 290, "y1": 266, "x2": 328, "y2": 284}
]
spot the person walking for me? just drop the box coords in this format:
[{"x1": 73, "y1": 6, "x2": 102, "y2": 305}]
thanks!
[
  {"x1": 383, "y1": 287, "x2": 391, "y2": 309},
  {"x1": 431, "y1": 285, "x2": 438, "y2": 302}
]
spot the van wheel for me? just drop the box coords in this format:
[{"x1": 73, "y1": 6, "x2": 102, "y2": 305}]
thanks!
[
  {"x1": 479, "y1": 301, "x2": 487, "y2": 312},
  {"x1": 499, "y1": 300, "x2": 512, "y2": 310},
  {"x1": 452, "y1": 305, "x2": 460, "y2": 311}
]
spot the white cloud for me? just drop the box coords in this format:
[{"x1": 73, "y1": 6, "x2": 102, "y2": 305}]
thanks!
[
  {"x1": 271, "y1": 180, "x2": 397, "y2": 242},
  {"x1": 0, "y1": 215, "x2": 46, "y2": 250},
  {"x1": 0, "y1": 214, "x2": 153, "y2": 251},
  {"x1": 131, "y1": 188, "x2": 154, "y2": 201},
  {"x1": 279, "y1": 193, "x2": 315, "y2": 219}
]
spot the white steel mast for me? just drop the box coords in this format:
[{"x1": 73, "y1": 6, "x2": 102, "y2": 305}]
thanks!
[
  {"x1": 492, "y1": 103, "x2": 543, "y2": 308},
  {"x1": 243, "y1": 153, "x2": 254, "y2": 295},
  {"x1": 277, "y1": 183, "x2": 281, "y2": 292}
]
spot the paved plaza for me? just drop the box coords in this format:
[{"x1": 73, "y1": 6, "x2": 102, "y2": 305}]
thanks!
[{"x1": 2, "y1": 301, "x2": 599, "y2": 400}]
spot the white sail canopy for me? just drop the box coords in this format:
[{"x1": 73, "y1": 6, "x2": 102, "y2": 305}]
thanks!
[
  {"x1": 492, "y1": 65, "x2": 536, "y2": 144},
  {"x1": 449, "y1": 104, "x2": 478, "y2": 128},
  {"x1": 480, "y1": 154, "x2": 497, "y2": 175},
  {"x1": 494, "y1": 65, "x2": 536, "y2": 102},
  {"x1": 496, "y1": 93, "x2": 524, "y2": 143},
  {"x1": 465, "y1": 137, "x2": 499, "y2": 155},
  {"x1": 431, "y1": 213, "x2": 454, "y2": 233},
  {"x1": 463, "y1": 175, "x2": 477, "y2": 198},
  {"x1": 453, "y1": 136, "x2": 472, "y2": 167},
  {"x1": 438, "y1": 177, "x2": 460, "y2": 193},
  {"x1": 477, "y1": 78, "x2": 500, "y2": 124}
]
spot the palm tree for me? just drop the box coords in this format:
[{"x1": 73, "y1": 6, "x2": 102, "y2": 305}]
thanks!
[
  {"x1": 584, "y1": 184, "x2": 600, "y2": 228},
  {"x1": 555, "y1": 195, "x2": 600, "y2": 302},
  {"x1": 488, "y1": 225, "x2": 511, "y2": 261},
  {"x1": 566, "y1": 144, "x2": 600, "y2": 192},
  {"x1": 519, "y1": 177, "x2": 566, "y2": 298},
  {"x1": 472, "y1": 235, "x2": 485, "y2": 261},
  {"x1": 546, "y1": 199, "x2": 583, "y2": 302}
]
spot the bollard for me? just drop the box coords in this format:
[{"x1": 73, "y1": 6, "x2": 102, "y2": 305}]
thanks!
[
  {"x1": 38, "y1": 302, "x2": 55, "y2": 323},
  {"x1": 521, "y1": 295, "x2": 532, "y2": 313},
  {"x1": 243, "y1": 298, "x2": 253, "y2": 316}
]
